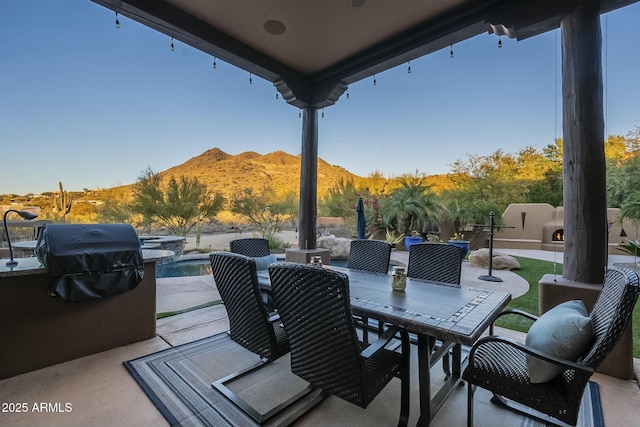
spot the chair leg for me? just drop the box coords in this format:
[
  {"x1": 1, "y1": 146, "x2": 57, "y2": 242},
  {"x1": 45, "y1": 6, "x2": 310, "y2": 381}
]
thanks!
[
  {"x1": 467, "y1": 383, "x2": 475, "y2": 427},
  {"x1": 398, "y1": 330, "x2": 410, "y2": 427},
  {"x1": 442, "y1": 350, "x2": 451, "y2": 378},
  {"x1": 213, "y1": 358, "x2": 316, "y2": 424}
]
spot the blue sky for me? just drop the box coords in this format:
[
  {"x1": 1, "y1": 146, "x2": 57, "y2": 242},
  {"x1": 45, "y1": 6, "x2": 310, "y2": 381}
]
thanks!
[{"x1": 2, "y1": 1, "x2": 639, "y2": 195}]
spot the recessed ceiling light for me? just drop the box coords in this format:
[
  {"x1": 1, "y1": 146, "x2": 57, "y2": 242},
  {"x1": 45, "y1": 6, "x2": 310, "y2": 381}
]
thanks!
[{"x1": 264, "y1": 20, "x2": 286, "y2": 36}]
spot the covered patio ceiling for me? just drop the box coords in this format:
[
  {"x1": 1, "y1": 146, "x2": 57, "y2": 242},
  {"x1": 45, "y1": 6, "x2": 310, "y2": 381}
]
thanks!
[{"x1": 91, "y1": 0, "x2": 636, "y2": 108}]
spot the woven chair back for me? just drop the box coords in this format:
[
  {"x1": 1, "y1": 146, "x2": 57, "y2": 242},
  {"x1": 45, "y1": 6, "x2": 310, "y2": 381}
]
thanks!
[
  {"x1": 209, "y1": 251, "x2": 280, "y2": 360},
  {"x1": 580, "y1": 267, "x2": 640, "y2": 368},
  {"x1": 347, "y1": 239, "x2": 392, "y2": 274},
  {"x1": 268, "y1": 263, "x2": 368, "y2": 406},
  {"x1": 229, "y1": 238, "x2": 270, "y2": 257},
  {"x1": 407, "y1": 242, "x2": 463, "y2": 284}
]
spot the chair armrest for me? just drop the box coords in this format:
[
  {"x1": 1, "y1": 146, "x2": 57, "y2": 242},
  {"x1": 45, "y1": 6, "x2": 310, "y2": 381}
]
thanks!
[
  {"x1": 469, "y1": 335, "x2": 594, "y2": 376},
  {"x1": 489, "y1": 309, "x2": 539, "y2": 335},
  {"x1": 360, "y1": 325, "x2": 407, "y2": 358}
]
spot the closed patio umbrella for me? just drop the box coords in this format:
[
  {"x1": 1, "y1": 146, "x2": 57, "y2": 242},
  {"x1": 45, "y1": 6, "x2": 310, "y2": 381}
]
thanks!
[{"x1": 356, "y1": 197, "x2": 366, "y2": 239}]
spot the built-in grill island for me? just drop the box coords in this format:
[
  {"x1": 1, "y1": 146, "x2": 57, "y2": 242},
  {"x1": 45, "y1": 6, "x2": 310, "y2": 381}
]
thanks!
[{"x1": 0, "y1": 223, "x2": 174, "y2": 380}]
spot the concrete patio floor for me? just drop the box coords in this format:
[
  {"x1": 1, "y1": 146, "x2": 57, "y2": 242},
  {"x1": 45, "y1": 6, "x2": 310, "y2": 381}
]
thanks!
[{"x1": 1, "y1": 238, "x2": 639, "y2": 426}]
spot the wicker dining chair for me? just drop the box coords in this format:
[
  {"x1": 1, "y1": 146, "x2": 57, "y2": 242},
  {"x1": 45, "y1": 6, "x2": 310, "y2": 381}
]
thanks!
[
  {"x1": 268, "y1": 262, "x2": 411, "y2": 427},
  {"x1": 229, "y1": 237, "x2": 271, "y2": 257},
  {"x1": 347, "y1": 239, "x2": 393, "y2": 273},
  {"x1": 347, "y1": 239, "x2": 393, "y2": 341},
  {"x1": 209, "y1": 252, "x2": 312, "y2": 423},
  {"x1": 407, "y1": 242, "x2": 463, "y2": 284},
  {"x1": 406, "y1": 242, "x2": 463, "y2": 376},
  {"x1": 463, "y1": 268, "x2": 640, "y2": 427}
]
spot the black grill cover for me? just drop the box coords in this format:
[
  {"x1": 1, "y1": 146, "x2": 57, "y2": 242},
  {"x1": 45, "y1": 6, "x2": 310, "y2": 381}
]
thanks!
[{"x1": 35, "y1": 223, "x2": 144, "y2": 302}]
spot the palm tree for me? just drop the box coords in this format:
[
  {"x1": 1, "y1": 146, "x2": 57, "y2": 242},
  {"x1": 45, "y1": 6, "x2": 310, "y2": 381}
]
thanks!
[{"x1": 381, "y1": 174, "x2": 445, "y2": 236}]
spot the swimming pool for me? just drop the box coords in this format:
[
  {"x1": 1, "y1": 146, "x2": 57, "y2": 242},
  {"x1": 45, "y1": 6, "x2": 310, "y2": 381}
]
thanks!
[{"x1": 156, "y1": 257, "x2": 348, "y2": 278}]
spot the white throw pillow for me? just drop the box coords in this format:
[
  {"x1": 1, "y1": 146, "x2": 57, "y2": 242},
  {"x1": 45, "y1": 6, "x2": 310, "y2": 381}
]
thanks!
[{"x1": 525, "y1": 299, "x2": 594, "y2": 383}]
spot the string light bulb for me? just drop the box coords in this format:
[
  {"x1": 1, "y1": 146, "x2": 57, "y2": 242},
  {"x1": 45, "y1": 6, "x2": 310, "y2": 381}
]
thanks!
[
  {"x1": 249, "y1": 73, "x2": 253, "y2": 84},
  {"x1": 450, "y1": 44, "x2": 454, "y2": 59},
  {"x1": 321, "y1": 108, "x2": 325, "y2": 118},
  {"x1": 170, "y1": 37, "x2": 175, "y2": 51},
  {"x1": 373, "y1": 74, "x2": 377, "y2": 86},
  {"x1": 498, "y1": 36, "x2": 502, "y2": 48},
  {"x1": 346, "y1": 86, "x2": 350, "y2": 99},
  {"x1": 115, "y1": 12, "x2": 120, "y2": 29},
  {"x1": 212, "y1": 57, "x2": 217, "y2": 69},
  {"x1": 407, "y1": 61, "x2": 412, "y2": 74},
  {"x1": 298, "y1": 109, "x2": 302, "y2": 118},
  {"x1": 275, "y1": 89, "x2": 279, "y2": 100}
]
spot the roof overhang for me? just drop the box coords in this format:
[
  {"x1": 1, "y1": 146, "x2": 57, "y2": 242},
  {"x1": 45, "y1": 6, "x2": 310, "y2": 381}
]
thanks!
[{"x1": 91, "y1": 0, "x2": 638, "y2": 108}]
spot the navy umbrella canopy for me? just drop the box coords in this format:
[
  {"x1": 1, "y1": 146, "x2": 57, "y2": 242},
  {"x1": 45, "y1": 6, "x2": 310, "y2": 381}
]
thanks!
[{"x1": 356, "y1": 197, "x2": 366, "y2": 239}]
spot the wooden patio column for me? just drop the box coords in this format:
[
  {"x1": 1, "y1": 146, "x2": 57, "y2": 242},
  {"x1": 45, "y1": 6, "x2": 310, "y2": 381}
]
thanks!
[
  {"x1": 561, "y1": 3, "x2": 606, "y2": 283},
  {"x1": 298, "y1": 106, "x2": 318, "y2": 250}
]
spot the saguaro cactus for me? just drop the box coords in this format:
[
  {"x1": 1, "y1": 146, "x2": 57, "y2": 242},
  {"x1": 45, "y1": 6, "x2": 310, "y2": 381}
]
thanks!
[{"x1": 53, "y1": 181, "x2": 73, "y2": 223}]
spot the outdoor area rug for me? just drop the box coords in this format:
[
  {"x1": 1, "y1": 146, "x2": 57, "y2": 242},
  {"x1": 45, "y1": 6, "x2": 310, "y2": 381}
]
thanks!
[
  {"x1": 520, "y1": 381, "x2": 604, "y2": 427},
  {"x1": 125, "y1": 332, "x2": 605, "y2": 427},
  {"x1": 124, "y1": 332, "x2": 322, "y2": 427}
]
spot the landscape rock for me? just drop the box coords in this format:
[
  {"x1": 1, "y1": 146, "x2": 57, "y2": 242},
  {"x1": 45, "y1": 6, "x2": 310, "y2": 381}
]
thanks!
[
  {"x1": 317, "y1": 235, "x2": 352, "y2": 259},
  {"x1": 469, "y1": 248, "x2": 521, "y2": 270}
]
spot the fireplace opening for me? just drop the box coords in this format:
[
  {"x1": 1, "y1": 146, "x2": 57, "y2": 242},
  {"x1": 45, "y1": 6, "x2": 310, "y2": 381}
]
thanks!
[{"x1": 552, "y1": 229, "x2": 564, "y2": 242}]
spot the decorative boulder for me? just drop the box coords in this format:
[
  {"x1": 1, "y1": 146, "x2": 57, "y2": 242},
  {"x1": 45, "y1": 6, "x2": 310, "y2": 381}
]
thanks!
[
  {"x1": 469, "y1": 248, "x2": 521, "y2": 270},
  {"x1": 317, "y1": 235, "x2": 352, "y2": 259}
]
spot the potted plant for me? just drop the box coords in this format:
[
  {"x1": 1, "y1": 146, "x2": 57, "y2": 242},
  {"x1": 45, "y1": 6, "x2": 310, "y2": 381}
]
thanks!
[
  {"x1": 384, "y1": 229, "x2": 404, "y2": 250},
  {"x1": 448, "y1": 232, "x2": 470, "y2": 260},
  {"x1": 404, "y1": 230, "x2": 423, "y2": 251}
]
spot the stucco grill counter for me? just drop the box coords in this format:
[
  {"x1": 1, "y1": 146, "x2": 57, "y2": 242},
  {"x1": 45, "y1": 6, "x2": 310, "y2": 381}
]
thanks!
[{"x1": 0, "y1": 223, "x2": 174, "y2": 380}]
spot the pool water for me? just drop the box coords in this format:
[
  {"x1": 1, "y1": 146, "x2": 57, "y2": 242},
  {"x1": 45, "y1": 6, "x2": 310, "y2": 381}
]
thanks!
[
  {"x1": 156, "y1": 260, "x2": 212, "y2": 278},
  {"x1": 156, "y1": 258, "x2": 348, "y2": 278}
]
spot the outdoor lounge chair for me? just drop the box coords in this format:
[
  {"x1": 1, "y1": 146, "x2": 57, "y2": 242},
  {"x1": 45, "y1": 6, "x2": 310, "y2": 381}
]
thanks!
[
  {"x1": 209, "y1": 251, "x2": 313, "y2": 423},
  {"x1": 463, "y1": 267, "x2": 640, "y2": 427},
  {"x1": 229, "y1": 237, "x2": 271, "y2": 257},
  {"x1": 268, "y1": 262, "x2": 411, "y2": 427},
  {"x1": 347, "y1": 239, "x2": 393, "y2": 342}
]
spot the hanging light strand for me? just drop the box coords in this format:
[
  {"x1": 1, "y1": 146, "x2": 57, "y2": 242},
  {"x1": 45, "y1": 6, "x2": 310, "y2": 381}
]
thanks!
[
  {"x1": 407, "y1": 61, "x2": 412, "y2": 74},
  {"x1": 275, "y1": 89, "x2": 279, "y2": 100},
  {"x1": 449, "y1": 44, "x2": 454, "y2": 59},
  {"x1": 321, "y1": 108, "x2": 325, "y2": 118},
  {"x1": 346, "y1": 86, "x2": 350, "y2": 100},
  {"x1": 115, "y1": 12, "x2": 120, "y2": 29},
  {"x1": 249, "y1": 73, "x2": 253, "y2": 84},
  {"x1": 373, "y1": 74, "x2": 377, "y2": 86},
  {"x1": 498, "y1": 36, "x2": 502, "y2": 48},
  {"x1": 212, "y1": 57, "x2": 217, "y2": 69},
  {"x1": 170, "y1": 37, "x2": 175, "y2": 51}
]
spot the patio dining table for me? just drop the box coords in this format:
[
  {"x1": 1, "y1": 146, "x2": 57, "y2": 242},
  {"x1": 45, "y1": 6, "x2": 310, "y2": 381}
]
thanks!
[{"x1": 258, "y1": 265, "x2": 511, "y2": 426}]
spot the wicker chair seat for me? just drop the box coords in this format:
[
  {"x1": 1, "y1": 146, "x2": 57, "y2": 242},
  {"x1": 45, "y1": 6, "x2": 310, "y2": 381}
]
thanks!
[{"x1": 464, "y1": 340, "x2": 589, "y2": 425}]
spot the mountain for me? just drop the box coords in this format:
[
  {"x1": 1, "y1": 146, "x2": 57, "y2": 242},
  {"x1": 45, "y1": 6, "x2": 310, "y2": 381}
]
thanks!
[{"x1": 159, "y1": 148, "x2": 358, "y2": 198}]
